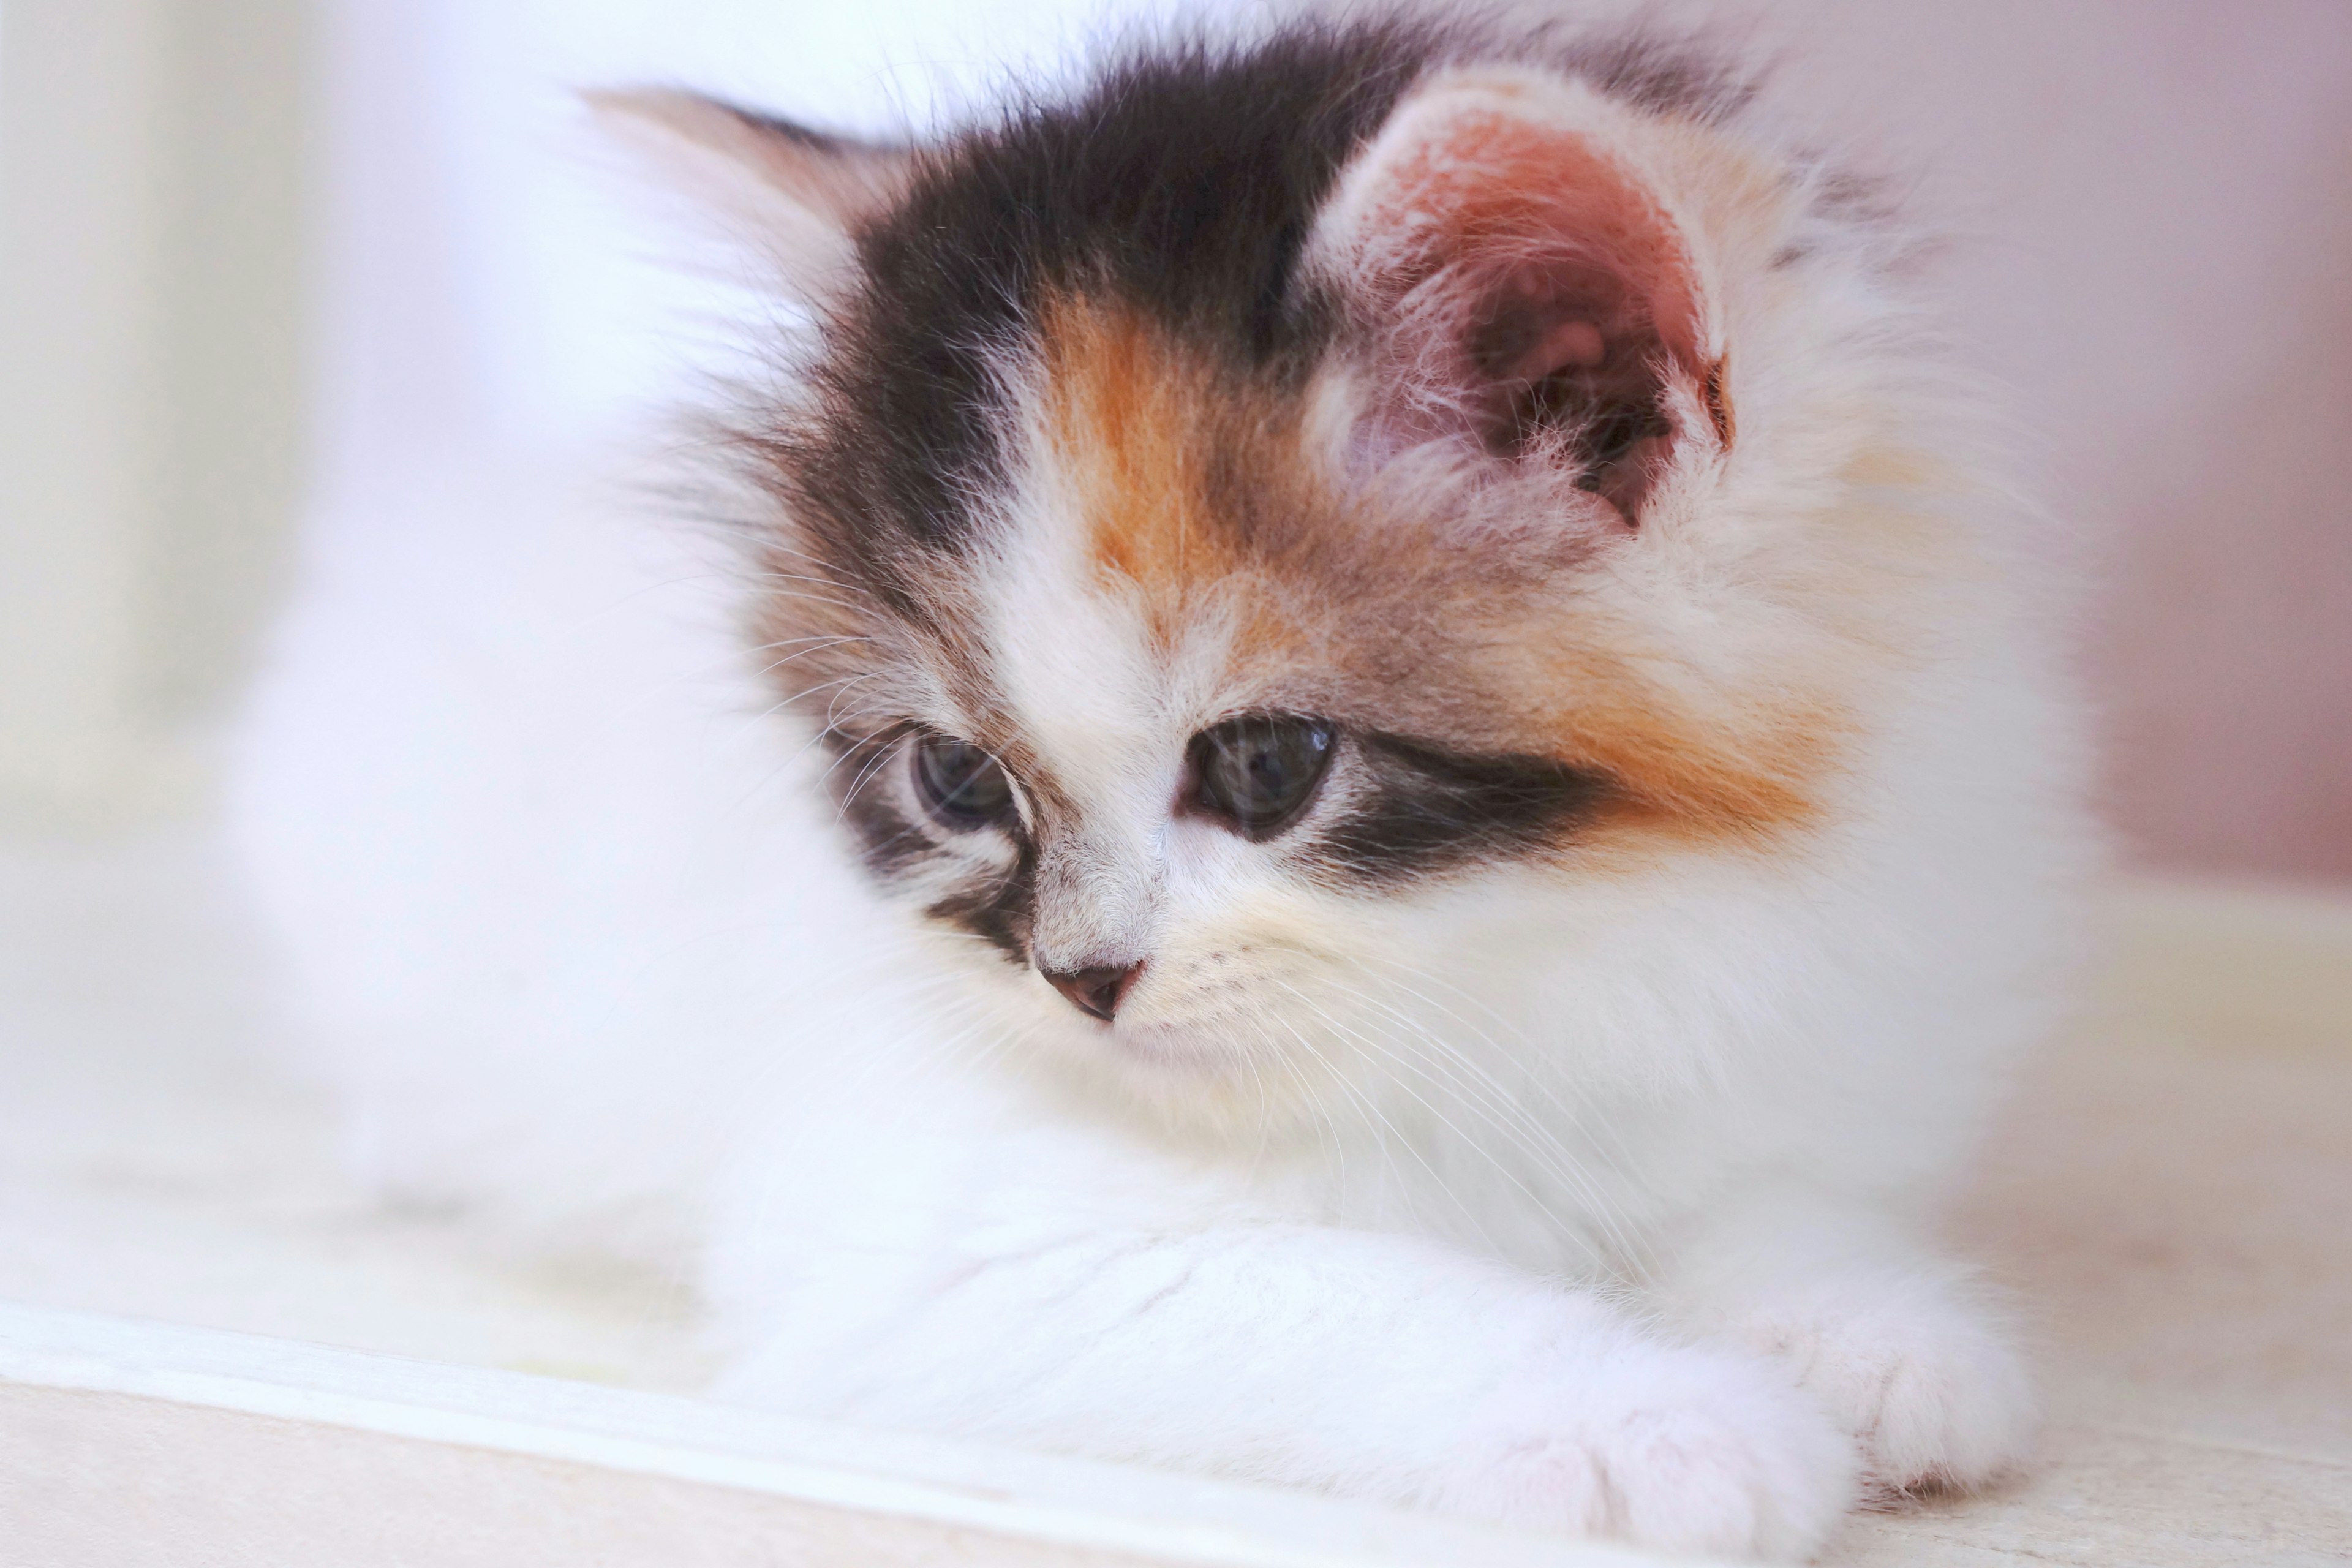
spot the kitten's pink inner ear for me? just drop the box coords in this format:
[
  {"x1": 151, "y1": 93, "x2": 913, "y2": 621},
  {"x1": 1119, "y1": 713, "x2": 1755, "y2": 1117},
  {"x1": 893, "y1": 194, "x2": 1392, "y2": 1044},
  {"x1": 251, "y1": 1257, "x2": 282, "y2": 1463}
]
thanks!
[
  {"x1": 1502, "y1": 317, "x2": 1608, "y2": 382},
  {"x1": 1318, "y1": 84, "x2": 1731, "y2": 474}
]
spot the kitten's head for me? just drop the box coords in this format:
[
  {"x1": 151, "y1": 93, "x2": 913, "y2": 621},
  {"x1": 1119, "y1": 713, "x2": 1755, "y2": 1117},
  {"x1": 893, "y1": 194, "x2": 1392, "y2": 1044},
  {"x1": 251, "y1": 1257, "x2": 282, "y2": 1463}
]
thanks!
[{"x1": 606, "y1": 21, "x2": 1962, "y2": 1126}]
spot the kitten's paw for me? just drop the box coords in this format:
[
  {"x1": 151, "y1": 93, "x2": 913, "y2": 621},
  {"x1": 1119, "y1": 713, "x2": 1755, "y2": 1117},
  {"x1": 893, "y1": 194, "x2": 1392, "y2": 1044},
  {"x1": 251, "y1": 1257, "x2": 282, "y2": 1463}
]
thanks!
[
  {"x1": 1428, "y1": 1344, "x2": 1856, "y2": 1559},
  {"x1": 1733, "y1": 1278, "x2": 2036, "y2": 1496}
]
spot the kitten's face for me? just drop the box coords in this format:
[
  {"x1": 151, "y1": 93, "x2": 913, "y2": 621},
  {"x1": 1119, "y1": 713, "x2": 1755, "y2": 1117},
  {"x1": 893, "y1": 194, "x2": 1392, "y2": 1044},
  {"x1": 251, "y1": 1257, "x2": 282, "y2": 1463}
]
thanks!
[{"x1": 618, "y1": 30, "x2": 1927, "y2": 1121}]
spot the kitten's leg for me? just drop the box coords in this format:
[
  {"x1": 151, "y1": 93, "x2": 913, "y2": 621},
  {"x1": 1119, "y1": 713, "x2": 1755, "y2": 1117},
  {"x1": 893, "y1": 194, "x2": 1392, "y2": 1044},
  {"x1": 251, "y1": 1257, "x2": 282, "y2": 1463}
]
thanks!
[
  {"x1": 717, "y1": 1217, "x2": 1856, "y2": 1558},
  {"x1": 1650, "y1": 1189, "x2": 2035, "y2": 1497}
]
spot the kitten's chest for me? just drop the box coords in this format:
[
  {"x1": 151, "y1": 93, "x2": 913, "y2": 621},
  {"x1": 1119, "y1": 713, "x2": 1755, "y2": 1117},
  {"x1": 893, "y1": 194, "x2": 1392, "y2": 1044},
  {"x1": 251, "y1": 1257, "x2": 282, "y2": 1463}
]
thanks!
[{"x1": 1236, "y1": 1104, "x2": 1692, "y2": 1284}]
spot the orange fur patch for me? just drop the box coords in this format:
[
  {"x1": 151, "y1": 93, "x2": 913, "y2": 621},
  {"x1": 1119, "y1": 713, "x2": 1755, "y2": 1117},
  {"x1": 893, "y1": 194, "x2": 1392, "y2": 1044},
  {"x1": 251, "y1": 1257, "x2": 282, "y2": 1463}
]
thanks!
[
  {"x1": 1038, "y1": 296, "x2": 1310, "y2": 669},
  {"x1": 1046, "y1": 300, "x2": 1232, "y2": 595}
]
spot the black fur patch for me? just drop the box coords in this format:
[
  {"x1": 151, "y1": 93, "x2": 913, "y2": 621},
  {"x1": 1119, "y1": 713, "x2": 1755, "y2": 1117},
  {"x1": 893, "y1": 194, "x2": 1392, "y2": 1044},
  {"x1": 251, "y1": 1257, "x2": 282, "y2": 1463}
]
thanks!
[
  {"x1": 925, "y1": 845, "x2": 1038, "y2": 965},
  {"x1": 779, "y1": 20, "x2": 1436, "y2": 569},
  {"x1": 826, "y1": 724, "x2": 1037, "y2": 963},
  {"x1": 1312, "y1": 733, "x2": 1613, "y2": 884}
]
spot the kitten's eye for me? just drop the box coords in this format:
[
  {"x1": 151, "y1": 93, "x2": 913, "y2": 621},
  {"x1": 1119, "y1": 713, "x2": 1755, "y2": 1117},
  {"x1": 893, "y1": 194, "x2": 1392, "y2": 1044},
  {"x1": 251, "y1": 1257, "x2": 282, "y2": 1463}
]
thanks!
[
  {"x1": 913, "y1": 733, "x2": 1016, "y2": 830},
  {"x1": 1189, "y1": 715, "x2": 1336, "y2": 839}
]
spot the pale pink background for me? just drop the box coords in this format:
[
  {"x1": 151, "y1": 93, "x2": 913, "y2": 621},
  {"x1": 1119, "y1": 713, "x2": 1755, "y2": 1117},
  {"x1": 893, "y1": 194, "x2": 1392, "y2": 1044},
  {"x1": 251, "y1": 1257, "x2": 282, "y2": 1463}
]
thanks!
[{"x1": 1766, "y1": 0, "x2": 2352, "y2": 880}]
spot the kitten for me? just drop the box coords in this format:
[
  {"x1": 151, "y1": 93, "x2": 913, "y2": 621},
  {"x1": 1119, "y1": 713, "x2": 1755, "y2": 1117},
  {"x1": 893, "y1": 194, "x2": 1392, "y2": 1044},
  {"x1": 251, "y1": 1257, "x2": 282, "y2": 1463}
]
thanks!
[{"x1": 232, "y1": 14, "x2": 2090, "y2": 1559}]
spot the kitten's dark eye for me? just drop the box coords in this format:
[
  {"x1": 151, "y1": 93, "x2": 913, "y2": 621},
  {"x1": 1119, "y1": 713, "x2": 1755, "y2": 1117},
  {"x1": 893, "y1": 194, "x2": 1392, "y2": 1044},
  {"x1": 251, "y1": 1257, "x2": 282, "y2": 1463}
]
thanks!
[
  {"x1": 1189, "y1": 714, "x2": 1336, "y2": 839},
  {"x1": 913, "y1": 733, "x2": 1016, "y2": 829}
]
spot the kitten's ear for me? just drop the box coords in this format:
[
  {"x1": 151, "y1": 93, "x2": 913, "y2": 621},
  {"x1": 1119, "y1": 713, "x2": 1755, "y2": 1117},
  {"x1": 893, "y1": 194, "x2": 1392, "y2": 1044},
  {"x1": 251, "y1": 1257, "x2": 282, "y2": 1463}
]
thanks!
[
  {"x1": 586, "y1": 88, "x2": 913, "y2": 297},
  {"x1": 1306, "y1": 69, "x2": 1732, "y2": 521}
]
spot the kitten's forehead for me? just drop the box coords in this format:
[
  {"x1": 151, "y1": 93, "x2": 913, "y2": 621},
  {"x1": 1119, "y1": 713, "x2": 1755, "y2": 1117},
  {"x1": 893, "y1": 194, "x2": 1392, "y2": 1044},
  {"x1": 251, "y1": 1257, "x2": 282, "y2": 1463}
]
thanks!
[
  {"x1": 991, "y1": 298, "x2": 1441, "y2": 763},
  {"x1": 984, "y1": 418, "x2": 1172, "y2": 807},
  {"x1": 944, "y1": 298, "x2": 1281, "y2": 835},
  {"x1": 1022, "y1": 296, "x2": 1311, "y2": 685}
]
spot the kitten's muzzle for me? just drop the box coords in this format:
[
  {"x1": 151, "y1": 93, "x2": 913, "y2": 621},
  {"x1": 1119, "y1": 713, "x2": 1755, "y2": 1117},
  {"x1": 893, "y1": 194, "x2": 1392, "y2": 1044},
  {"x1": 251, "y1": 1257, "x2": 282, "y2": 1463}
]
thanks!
[{"x1": 1040, "y1": 960, "x2": 1144, "y2": 1022}]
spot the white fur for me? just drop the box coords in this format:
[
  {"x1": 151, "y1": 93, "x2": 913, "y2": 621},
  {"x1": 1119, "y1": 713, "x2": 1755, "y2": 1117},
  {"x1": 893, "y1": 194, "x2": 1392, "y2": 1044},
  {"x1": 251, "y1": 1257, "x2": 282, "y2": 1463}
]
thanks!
[{"x1": 230, "y1": 42, "x2": 2091, "y2": 1564}]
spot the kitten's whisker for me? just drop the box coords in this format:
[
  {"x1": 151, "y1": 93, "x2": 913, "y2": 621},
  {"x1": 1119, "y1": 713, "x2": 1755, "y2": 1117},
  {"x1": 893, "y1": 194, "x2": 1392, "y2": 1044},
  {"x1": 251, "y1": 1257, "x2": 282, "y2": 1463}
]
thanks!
[
  {"x1": 742, "y1": 570, "x2": 865, "y2": 597},
  {"x1": 1364, "y1": 1011, "x2": 1642, "y2": 1262},
  {"x1": 739, "y1": 586, "x2": 873, "y2": 618},
  {"x1": 1246, "y1": 1013, "x2": 1350, "y2": 1213},
  {"x1": 1286, "y1": 970, "x2": 1645, "y2": 1274},
  {"x1": 749, "y1": 638, "x2": 872, "y2": 676},
  {"x1": 1270, "y1": 981, "x2": 1562, "y2": 1264},
  {"x1": 1340, "y1": 954, "x2": 1660, "y2": 1259},
  {"x1": 1262, "y1": 1003, "x2": 1471, "y2": 1250},
  {"x1": 710, "y1": 674, "x2": 886, "y2": 823},
  {"x1": 1336, "y1": 952, "x2": 1617, "y2": 1144},
  {"x1": 821, "y1": 725, "x2": 915, "y2": 809}
]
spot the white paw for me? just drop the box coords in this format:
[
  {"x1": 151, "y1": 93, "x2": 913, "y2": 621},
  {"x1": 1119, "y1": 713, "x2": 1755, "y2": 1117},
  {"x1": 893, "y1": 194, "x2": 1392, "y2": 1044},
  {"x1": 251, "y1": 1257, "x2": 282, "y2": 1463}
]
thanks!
[
  {"x1": 1730, "y1": 1276, "x2": 2036, "y2": 1496},
  {"x1": 1426, "y1": 1343, "x2": 1857, "y2": 1560}
]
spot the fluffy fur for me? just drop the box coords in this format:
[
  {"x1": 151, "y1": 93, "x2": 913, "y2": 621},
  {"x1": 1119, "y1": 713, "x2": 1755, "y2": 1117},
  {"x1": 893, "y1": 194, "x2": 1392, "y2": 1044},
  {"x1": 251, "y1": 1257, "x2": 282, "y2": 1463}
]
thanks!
[{"x1": 232, "y1": 15, "x2": 2090, "y2": 1559}]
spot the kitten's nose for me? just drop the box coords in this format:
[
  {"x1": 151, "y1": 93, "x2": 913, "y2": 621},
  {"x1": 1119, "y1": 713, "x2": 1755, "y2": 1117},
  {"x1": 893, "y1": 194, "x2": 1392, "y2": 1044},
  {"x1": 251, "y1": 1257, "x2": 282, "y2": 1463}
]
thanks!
[{"x1": 1040, "y1": 961, "x2": 1143, "y2": 1022}]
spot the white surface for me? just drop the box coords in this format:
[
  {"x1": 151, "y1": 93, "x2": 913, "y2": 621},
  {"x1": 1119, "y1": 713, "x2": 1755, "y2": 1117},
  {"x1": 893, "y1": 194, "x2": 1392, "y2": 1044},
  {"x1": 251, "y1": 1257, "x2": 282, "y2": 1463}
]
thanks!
[{"x1": 0, "y1": 1301, "x2": 1683, "y2": 1568}]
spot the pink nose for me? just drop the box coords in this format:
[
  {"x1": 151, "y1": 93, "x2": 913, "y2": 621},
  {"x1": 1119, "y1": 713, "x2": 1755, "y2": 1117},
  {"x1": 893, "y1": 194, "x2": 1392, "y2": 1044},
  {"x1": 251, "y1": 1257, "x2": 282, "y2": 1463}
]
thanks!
[{"x1": 1041, "y1": 961, "x2": 1143, "y2": 1022}]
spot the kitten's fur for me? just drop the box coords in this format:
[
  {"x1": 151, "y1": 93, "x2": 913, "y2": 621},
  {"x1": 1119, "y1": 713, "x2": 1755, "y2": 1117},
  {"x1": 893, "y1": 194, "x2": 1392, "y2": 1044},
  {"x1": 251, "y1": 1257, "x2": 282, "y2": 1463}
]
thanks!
[{"x1": 233, "y1": 15, "x2": 2089, "y2": 1559}]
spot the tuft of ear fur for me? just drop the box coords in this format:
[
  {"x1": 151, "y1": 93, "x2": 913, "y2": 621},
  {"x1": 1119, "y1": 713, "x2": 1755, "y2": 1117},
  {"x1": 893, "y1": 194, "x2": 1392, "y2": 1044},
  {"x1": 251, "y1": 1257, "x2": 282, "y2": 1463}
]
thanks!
[
  {"x1": 1306, "y1": 67, "x2": 1732, "y2": 523},
  {"x1": 585, "y1": 88, "x2": 913, "y2": 298}
]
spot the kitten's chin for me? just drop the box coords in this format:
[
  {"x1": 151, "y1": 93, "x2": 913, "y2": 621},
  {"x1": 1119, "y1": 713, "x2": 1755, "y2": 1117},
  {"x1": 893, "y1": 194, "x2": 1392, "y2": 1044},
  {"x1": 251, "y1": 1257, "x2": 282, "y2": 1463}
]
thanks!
[
  {"x1": 1020, "y1": 1003, "x2": 1348, "y2": 1144},
  {"x1": 1061, "y1": 1013, "x2": 1235, "y2": 1076},
  {"x1": 956, "y1": 956, "x2": 1349, "y2": 1134}
]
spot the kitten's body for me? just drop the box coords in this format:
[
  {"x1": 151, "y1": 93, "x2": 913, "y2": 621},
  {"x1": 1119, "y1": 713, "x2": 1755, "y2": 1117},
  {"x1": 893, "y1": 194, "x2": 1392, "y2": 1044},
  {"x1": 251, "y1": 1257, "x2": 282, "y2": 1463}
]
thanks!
[{"x1": 234, "y1": 17, "x2": 2087, "y2": 1559}]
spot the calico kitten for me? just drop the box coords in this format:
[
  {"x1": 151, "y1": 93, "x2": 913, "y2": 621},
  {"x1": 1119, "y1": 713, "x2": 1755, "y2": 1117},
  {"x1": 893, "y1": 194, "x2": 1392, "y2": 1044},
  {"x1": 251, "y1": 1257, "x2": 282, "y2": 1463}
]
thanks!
[{"x1": 235, "y1": 14, "x2": 2088, "y2": 1559}]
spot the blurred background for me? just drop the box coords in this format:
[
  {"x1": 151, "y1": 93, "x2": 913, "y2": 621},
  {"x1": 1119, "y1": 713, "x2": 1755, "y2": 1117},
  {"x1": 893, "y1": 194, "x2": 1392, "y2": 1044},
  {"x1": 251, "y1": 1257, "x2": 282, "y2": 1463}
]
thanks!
[{"x1": 3, "y1": 0, "x2": 2348, "y2": 880}]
